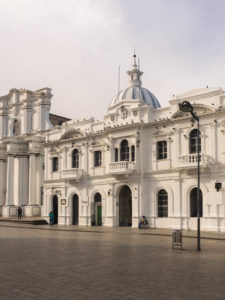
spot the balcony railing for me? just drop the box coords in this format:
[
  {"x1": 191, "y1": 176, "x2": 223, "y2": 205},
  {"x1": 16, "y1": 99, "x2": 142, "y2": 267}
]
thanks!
[
  {"x1": 178, "y1": 154, "x2": 209, "y2": 168},
  {"x1": 60, "y1": 168, "x2": 84, "y2": 180},
  {"x1": 109, "y1": 161, "x2": 136, "y2": 174}
]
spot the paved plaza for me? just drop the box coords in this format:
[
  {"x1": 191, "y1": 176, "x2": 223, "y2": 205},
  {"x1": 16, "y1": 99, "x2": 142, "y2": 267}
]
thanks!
[{"x1": 0, "y1": 225, "x2": 225, "y2": 300}]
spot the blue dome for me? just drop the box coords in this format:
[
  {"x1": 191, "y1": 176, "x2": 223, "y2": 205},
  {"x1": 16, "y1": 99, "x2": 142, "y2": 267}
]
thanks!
[{"x1": 109, "y1": 86, "x2": 161, "y2": 108}]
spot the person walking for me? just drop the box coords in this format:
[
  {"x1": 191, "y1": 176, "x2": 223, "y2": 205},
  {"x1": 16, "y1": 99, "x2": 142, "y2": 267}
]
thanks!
[
  {"x1": 18, "y1": 206, "x2": 22, "y2": 220},
  {"x1": 49, "y1": 211, "x2": 54, "y2": 226}
]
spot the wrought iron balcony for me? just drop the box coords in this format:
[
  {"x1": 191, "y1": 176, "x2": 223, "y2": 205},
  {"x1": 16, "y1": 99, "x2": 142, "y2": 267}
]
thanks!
[
  {"x1": 109, "y1": 161, "x2": 136, "y2": 174},
  {"x1": 178, "y1": 154, "x2": 209, "y2": 168},
  {"x1": 60, "y1": 168, "x2": 84, "y2": 180}
]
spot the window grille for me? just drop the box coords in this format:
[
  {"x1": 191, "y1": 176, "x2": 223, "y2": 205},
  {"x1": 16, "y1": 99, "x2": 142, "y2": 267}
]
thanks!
[{"x1": 158, "y1": 189, "x2": 168, "y2": 218}]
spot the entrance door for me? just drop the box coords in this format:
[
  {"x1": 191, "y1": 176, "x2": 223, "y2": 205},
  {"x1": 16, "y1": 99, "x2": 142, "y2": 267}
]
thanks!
[
  {"x1": 53, "y1": 195, "x2": 58, "y2": 224},
  {"x1": 94, "y1": 193, "x2": 102, "y2": 226},
  {"x1": 97, "y1": 205, "x2": 102, "y2": 226},
  {"x1": 119, "y1": 185, "x2": 132, "y2": 226},
  {"x1": 190, "y1": 188, "x2": 203, "y2": 217},
  {"x1": 72, "y1": 194, "x2": 79, "y2": 225}
]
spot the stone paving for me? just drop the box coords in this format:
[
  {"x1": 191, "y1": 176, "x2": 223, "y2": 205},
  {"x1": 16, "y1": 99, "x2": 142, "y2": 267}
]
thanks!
[
  {"x1": 0, "y1": 225, "x2": 225, "y2": 300},
  {"x1": 0, "y1": 217, "x2": 225, "y2": 240}
]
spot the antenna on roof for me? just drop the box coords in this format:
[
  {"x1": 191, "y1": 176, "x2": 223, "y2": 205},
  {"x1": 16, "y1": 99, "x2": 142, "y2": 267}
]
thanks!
[{"x1": 117, "y1": 65, "x2": 120, "y2": 99}]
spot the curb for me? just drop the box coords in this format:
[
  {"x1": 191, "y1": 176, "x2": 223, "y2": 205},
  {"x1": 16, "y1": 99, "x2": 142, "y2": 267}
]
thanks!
[{"x1": 0, "y1": 223, "x2": 225, "y2": 241}]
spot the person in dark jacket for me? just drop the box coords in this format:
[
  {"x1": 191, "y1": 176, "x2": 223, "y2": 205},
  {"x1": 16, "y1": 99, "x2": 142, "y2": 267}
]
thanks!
[{"x1": 18, "y1": 207, "x2": 22, "y2": 219}]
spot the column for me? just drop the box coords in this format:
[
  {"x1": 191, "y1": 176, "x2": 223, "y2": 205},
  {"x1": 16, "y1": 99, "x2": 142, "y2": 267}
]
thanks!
[
  {"x1": 28, "y1": 154, "x2": 36, "y2": 205},
  {"x1": 6, "y1": 155, "x2": 14, "y2": 205},
  {"x1": 0, "y1": 159, "x2": 6, "y2": 206},
  {"x1": 63, "y1": 147, "x2": 67, "y2": 169},
  {"x1": 19, "y1": 156, "x2": 29, "y2": 205},
  {"x1": 210, "y1": 122, "x2": 217, "y2": 162}
]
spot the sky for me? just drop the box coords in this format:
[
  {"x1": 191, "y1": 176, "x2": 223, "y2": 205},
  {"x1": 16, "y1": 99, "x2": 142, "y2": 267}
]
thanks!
[{"x1": 0, "y1": 0, "x2": 225, "y2": 120}]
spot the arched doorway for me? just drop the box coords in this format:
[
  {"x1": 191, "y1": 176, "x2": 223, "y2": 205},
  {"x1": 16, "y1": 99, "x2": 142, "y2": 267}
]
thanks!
[
  {"x1": 190, "y1": 188, "x2": 203, "y2": 217},
  {"x1": 53, "y1": 195, "x2": 58, "y2": 224},
  {"x1": 72, "y1": 194, "x2": 79, "y2": 225},
  {"x1": 94, "y1": 193, "x2": 102, "y2": 226},
  {"x1": 119, "y1": 185, "x2": 132, "y2": 226}
]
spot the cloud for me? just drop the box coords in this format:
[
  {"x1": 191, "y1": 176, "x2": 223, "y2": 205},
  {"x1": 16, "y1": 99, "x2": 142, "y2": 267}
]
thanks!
[{"x1": 0, "y1": 0, "x2": 225, "y2": 119}]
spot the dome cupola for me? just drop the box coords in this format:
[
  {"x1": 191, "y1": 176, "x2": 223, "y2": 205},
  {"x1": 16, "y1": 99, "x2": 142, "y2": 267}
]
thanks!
[{"x1": 109, "y1": 54, "x2": 160, "y2": 109}]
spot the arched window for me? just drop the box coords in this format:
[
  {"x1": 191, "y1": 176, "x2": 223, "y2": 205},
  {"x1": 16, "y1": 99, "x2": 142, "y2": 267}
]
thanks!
[
  {"x1": 131, "y1": 145, "x2": 135, "y2": 161},
  {"x1": 72, "y1": 149, "x2": 79, "y2": 168},
  {"x1": 189, "y1": 129, "x2": 201, "y2": 154},
  {"x1": 13, "y1": 119, "x2": 20, "y2": 136},
  {"x1": 120, "y1": 139, "x2": 129, "y2": 161},
  {"x1": 158, "y1": 189, "x2": 168, "y2": 218},
  {"x1": 190, "y1": 188, "x2": 203, "y2": 217},
  {"x1": 115, "y1": 148, "x2": 118, "y2": 162},
  {"x1": 94, "y1": 192, "x2": 102, "y2": 203}
]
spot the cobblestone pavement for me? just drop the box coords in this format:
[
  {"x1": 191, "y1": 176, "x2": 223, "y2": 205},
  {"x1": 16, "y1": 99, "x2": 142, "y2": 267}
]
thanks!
[{"x1": 0, "y1": 226, "x2": 225, "y2": 300}]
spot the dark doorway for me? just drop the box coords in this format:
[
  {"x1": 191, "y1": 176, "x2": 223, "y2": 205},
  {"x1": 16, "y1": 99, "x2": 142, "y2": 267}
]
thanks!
[
  {"x1": 72, "y1": 194, "x2": 79, "y2": 225},
  {"x1": 190, "y1": 188, "x2": 203, "y2": 217},
  {"x1": 119, "y1": 185, "x2": 132, "y2": 226},
  {"x1": 94, "y1": 193, "x2": 102, "y2": 226},
  {"x1": 53, "y1": 195, "x2": 58, "y2": 224}
]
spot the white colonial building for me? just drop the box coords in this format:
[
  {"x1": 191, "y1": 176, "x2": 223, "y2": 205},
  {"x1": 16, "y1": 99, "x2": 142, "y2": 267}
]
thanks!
[{"x1": 1, "y1": 56, "x2": 225, "y2": 232}]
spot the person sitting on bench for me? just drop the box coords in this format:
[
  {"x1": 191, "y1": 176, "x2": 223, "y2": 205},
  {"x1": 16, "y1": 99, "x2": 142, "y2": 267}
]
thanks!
[{"x1": 139, "y1": 216, "x2": 148, "y2": 228}]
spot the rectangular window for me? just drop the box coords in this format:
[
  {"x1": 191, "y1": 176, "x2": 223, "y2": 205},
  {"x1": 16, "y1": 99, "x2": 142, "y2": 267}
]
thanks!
[
  {"x1": 131, "y1": 145, "x2": 135, "y2": 162},
  {"x1": 40, "y1": 186, "x2": 44, "y2": 206},
  {"x1": 115, "y1": 148, "x2": 118, "y2": 162},
  {"x1": 157, "y1": 141, "x2": 167, "y2": 160},
  {"x1": 52, "y1": 157, "x2": 59, "y2": 172},
  {"x1": 94, "y1": 151, "x2": 102, "y2": 167}
]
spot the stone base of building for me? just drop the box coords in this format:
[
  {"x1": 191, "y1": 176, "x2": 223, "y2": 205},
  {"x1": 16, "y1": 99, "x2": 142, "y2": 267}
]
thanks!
[
  {"x1": 24, "y1": 205, "x2": 40, "y2": 217},
  {"x1": 2, "y1": 205, "x2": 17, "y2": 217}
]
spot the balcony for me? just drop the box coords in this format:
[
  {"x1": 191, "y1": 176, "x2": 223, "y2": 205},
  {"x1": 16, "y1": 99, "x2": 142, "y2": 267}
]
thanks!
[
  {"x1": 60, "y1": 168, "x2": 84, "y2": 180},
  {"x1": 109, "y1": 161, "x2": 136, "y2": 175},
  {"x1": 178, "y1": 154, "x2": 210, "y2": 169}
]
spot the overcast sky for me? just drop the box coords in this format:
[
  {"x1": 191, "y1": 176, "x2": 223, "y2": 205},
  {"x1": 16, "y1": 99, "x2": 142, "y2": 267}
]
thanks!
[{"x1": 0, "y1": 0, "x2": 225, "y2": 120}]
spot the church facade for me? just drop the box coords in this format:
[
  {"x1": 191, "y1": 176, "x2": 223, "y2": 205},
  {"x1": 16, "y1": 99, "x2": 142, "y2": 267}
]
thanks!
[{"x1": 1, "y1": 56, "x2": 225, "y2": 232}]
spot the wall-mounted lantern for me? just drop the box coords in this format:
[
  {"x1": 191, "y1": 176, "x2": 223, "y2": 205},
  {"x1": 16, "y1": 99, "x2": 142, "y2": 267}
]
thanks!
[{"x1": 215, "y1": 182, "x2": 222, "y2": 192}]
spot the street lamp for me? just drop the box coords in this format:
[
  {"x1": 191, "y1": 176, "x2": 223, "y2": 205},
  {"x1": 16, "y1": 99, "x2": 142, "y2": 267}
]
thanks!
[{"x1": 179, "y1": 100, "x2": 201, "y2": 251}]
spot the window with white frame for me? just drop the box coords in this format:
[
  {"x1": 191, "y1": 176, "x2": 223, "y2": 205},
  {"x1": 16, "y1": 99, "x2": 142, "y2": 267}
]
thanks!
[
  {"x1": 52, "y1": 157, "x2": 59, "y2": 172},
  {"x1": 94, "y1": 151, "x2": 102, "y2": 167},
  {"x1": 72, "y1": 149, "x2": 79, "y2": 168},
  {"x1": 189, "y1": 129, "x2": 201, "y2": 154},
  {"x1": 158, "y1": 189, "x2": 168, "y2": 218},
  {"x1": 157, "y1": 141, "x2": 167, "y2": 160},
  {"x1": 120, "y1": 139, "x2": 129, "y2": 161}
]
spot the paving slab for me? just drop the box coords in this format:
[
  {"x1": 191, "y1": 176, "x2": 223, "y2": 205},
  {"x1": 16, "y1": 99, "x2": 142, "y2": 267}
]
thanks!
[{"x1": 0, "y1": 225, "x2": 225, "y2": 300}]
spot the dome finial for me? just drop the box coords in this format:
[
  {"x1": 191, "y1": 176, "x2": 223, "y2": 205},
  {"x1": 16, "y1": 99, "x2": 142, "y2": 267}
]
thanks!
[{"x1": 133, "y1": 48, "x2": 137, "y2": 66}]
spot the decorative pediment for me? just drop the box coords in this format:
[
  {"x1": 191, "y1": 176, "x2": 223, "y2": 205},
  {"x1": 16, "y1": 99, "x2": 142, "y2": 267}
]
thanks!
[
  {"x1": 153, "y1": 127, "x2": 172, "y2": 137},
  {"x1": 172, "y1": 104, "x2": 214, "y2": 119},
  {"x1": 60, "y1": 129, "x2": 83, "y2": 140}
]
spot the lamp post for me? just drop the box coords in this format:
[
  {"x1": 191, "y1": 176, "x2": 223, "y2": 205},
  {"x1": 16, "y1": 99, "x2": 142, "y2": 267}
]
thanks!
[{"x1": 179, "y1": 100, "x2": 201, "y2": 251}]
